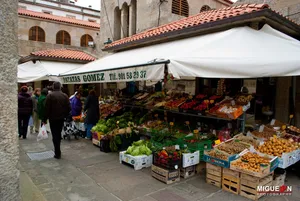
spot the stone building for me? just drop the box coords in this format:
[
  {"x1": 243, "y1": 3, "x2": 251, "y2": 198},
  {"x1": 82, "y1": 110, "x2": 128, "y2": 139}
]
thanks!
[
  {"x1": 18, "y1": 0, "x2": 101, "y2": 57},
  {"x1": 100, "y1": 0, "x2": 233, "y2": 54},
  {"x1": 235, "y1": 0, "x2": 300, "y2": 24}
]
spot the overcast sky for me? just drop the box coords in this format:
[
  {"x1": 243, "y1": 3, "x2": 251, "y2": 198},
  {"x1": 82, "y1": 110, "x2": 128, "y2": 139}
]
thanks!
[
  {"x1": 76, "y1": 0, "x2": 101, "y2": 10},
  {"x1": 76, "y1": 0, "x2": 238, "y2": 10}
]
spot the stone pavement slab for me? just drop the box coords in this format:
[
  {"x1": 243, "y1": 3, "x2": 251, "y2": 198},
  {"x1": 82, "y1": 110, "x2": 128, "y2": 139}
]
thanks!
[{"x1": 19, "y1": 134, "x2": 300, "y2": 201}]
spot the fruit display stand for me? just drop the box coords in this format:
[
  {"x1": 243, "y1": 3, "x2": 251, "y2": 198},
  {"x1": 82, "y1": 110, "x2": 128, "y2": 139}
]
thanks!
[
  {"x1": 222, "y1": 168, "x2": 240, "y2": 195},
  {"x1": 119, "y1": 151, "x2": 153, "y2": 170},
  {"x1": 239, "y1": 173, "x2": 273, "y2": 200},
  {"x1": 180, "y1": 165, "x2": 196, "y2": 179},
  {"x1": 206, "y1": 163, "x2": 222, "y2": 188},
  {"x1": 151, "y1": 164, "x2": 180, "y2": 184}
]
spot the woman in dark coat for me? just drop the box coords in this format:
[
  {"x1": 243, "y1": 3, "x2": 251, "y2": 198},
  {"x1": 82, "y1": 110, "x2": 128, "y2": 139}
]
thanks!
[
  {"x1": 18, "y1": 86, "x2": 33, "y2": 139},
  {"x1": 84, "y1": 90, "x2": 99, "y2": 139}
]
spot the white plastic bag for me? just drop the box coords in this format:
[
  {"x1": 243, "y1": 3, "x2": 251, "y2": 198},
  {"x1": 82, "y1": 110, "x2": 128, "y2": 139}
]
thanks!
[{"x1": 37, "y1": 125, "x2": 48, "y2": 141}]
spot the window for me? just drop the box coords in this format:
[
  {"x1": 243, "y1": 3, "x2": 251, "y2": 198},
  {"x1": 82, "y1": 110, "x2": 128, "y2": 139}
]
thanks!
[
  {"x1": 88, "y1": 19, "x2": 97, "y2": 22},
  {"x1": 172, "y1": 0, "x2": 189, "y2": 17},
  {"x1": 56, "y1": 30, "x2": 71, "y2": 45},
  {"x1": 42, "y1": 10, "x2": 52, "y2": 15},
  {"x1": 66, "y1": 15, "x2": 76, "y2": 19},
  {"x1": 114, "y1": 7, "x2": 121, "y2": 40},
  {"x1": 80, "y1": 34, "x2": 93, "y2": 47},
  {"x1": 29, "y1": 26, "x2": 45, "y2": 42},
  {"x1": 200, "y1": 5, "x2": 211, "y2": 12}
]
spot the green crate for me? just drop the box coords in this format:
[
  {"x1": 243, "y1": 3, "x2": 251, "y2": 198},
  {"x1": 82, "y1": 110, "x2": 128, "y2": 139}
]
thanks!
[
  {"x1": 187, "y1": 139, "x2": 212, "y2": 151},
  {"x1": 187, "y1": 140, "x2": 213, "y2": 161}
]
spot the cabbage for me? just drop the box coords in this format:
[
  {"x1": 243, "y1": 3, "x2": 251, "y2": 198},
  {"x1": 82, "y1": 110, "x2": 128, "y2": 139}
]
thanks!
[
  {"x1": 125, "y1": 146, "x2": 133, "y2": 154},
  {"x1": 131, "y1": 149, "x2": 140, "y2": 156},
  {"x1": 133, "y1": 140, "x2": 144, "y2": 146}
]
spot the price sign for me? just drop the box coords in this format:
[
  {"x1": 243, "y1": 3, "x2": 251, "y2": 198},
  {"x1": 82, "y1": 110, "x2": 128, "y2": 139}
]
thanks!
[
  {"x1": 259, "y1": 125, "x2": 265, "y2": 132},
  {"x1": 215, "y1": 139, "x2": 221, "y2": 145},
  {"x1": 270, "y1": 119, "x2": 276, "y2": 126}
]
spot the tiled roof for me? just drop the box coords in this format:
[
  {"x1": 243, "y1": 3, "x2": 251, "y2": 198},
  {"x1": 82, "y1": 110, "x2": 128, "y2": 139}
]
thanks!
[
  {"x1": 31, "y1": 49, "x2": 96, "y2": 61},
  {"x1": 105, "y1": 4, "x2": 269, "y2": 49},
  {"x1": 18, "y1": 8, "x2": 100, "y2": 29}
]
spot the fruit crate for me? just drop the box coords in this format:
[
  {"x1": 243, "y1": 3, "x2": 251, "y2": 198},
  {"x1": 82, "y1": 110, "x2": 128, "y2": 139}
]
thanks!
[
  {"x1": 180, "y1": 165, "x2": 195, "y2": 179},
  {"x1": 119, "y1": 151, "x2": 153, "y2": 170},
  {"x1": 182, "y1": 150, "x2": 200, "y2": 168},
  {"x1": 153, "y1": 152, "x2": 181, "y2": 170},
  {"x1": 206, "y1": 163, "x2": 222, "y2": 188},
  {"x1": 222, "y1": 168, "x2": 240, "y2": 195},
  {"x1": 151, "y1": 164, "x2": 180, "y2": 184},
  {"x1": 203, "y1": 150, "x2": 239, "y2": 168},
  {"x1": 239, "y1": 173, "x2": 273, "y2": 200}
]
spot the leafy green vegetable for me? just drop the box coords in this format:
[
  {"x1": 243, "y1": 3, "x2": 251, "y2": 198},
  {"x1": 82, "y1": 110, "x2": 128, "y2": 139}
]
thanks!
[{"x1": 125, "y1": 140, "x2": 152, "y2": 156}]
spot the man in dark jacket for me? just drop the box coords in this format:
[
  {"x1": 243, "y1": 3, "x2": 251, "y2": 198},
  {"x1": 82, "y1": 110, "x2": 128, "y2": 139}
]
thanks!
[
  {"x1": 18, "y1": 86, "x2": 33, "y2": 139},
  {"x1": 44, "y1": 82, "x2": 71, "y2": 159}
]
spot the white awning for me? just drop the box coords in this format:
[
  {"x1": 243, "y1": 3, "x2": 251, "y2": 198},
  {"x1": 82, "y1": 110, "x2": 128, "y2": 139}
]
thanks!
[
  {"x1": 18, "y1": 61, "x2": 83, "y2": 83},
  {"x1": 60, "y1": 25, "x2": 300, "y2": 84},
  {"x1": 168, "y1": 25, "x2": 300, "y2": 78}
]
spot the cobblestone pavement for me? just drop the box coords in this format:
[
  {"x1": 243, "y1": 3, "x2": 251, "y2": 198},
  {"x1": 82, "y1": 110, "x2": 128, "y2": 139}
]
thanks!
[{"x1": 19, "y1": 133, "x2": 300, "y2": 201}]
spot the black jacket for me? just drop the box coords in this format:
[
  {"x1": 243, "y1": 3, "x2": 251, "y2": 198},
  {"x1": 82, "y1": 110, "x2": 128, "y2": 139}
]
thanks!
[
  {"x1": 18, "y1": 92, "x2": 33, "y2": 116},
  {"x1": 45, "y1": 89, "x2": 71, "y2": 121},
  {"x1": 84, "y1": 95, "x2": 99, "y2": 125}
]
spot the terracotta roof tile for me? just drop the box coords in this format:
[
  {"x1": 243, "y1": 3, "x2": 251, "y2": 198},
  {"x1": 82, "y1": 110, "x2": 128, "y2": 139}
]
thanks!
[
  {"x1": 18, "y1": 8, "x2": 100, "y2": 29},
  {"x1": 31, "y1": 49, "x2": 96, "y2": 61},
  {"x1": 105, "y1": 4, "x2": 269, "y2": 49}
]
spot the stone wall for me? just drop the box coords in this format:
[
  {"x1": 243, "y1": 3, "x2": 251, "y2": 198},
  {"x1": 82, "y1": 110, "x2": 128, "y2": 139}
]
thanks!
[
  {"x1": 235, "y1": 0, "x2": 300, "y2": 24},
  {"x1": 0, "y1": 0, "x2": 21, "y2": 200},
  {"x1": 18, "y1": 16, "x2": 101, "y2": 57}
]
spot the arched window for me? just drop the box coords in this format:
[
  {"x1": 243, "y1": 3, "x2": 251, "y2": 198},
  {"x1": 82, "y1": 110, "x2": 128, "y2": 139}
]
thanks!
[
  {"x1": 200, "y1": 5, "x2": 211, "y2": 12},
  {"x1": 29, "y1": 26, "x2": 45, "y2": 42},
  {"x1": 56, "y1": 30, "x2": 71, "y2": 45},
  {"x1": 172, "y1": 0, "x2": 189, "y2": 17},
  {"x1": 80, "y1": 34, "x2": 93, "y2": 47},
  {"x1": 114, "y1": 7, "x2": 121, "y2": 40},
  {"x1": 121, "y1": 3, "x2": 129, "y2": 38}
]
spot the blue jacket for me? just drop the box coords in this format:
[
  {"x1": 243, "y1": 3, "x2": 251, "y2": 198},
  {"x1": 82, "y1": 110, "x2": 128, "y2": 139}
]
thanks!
[{"x1": 71, "y1": 97, "x2": 82, "y2": 117}]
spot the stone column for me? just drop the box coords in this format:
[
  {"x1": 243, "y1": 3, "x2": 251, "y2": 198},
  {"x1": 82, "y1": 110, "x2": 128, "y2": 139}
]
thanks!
[
  {"x1": 121, "y1": 6, "x2": 129, "y2": 38},
  {"x1": 129, "y1": 3, "x2": 136, "y2": 36},
  {"x1": 0, "y1": 0, "x2": 20, "y2": 201}
]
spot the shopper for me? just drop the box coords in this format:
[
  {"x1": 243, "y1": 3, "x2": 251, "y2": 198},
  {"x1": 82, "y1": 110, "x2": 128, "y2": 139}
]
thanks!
[
  {"x1": 71, "y1": 92, "x2": 82, "y2": 117},
  {"x1": 84, "y1": 90, "x2": 99, "y2": 139},
  {"x1": 30, "y1": 88, "x2": 41, "y2": 134},
  {"x1": 37, "y1": 88, "x2": 48, "y2": 124},
  {"x1": 18, "y1": 86, "x2": 33, "y2": 139},
  {"x1": 44, "y1": 82, "x2": 71, "y2": 159}
]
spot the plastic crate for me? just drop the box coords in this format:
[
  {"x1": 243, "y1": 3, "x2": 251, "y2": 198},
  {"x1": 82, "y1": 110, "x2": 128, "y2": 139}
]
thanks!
[{"x1": 187, "y1": 139, "x2": 213, "y2": 150}]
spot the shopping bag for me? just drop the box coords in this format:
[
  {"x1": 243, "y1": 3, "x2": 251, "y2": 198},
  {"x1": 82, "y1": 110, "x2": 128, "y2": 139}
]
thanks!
[
  {"x1": 28, "y1": 116, "x2": 33, "y2": 126},
  {"x1": 37, "y1": 125, "x2": 48, "y2": 141}
]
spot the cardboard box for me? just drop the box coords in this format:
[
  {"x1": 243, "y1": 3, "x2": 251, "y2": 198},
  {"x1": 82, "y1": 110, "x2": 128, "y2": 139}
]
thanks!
[
  {"x1": 180, "y1": 165, "x2": 195, "y2": 179},
  {"x1": 119, "y1": 151, "x2": 152, "y2": 170},
  {"x1": 151, "y1": 164, "x2": 180, "y2": 184},
  {"x1": 203, "y1": 150, "x2": 239, "y2": 168},
  {"x1": 182, "y1": 151, "x2": 200, "y2": 168}
]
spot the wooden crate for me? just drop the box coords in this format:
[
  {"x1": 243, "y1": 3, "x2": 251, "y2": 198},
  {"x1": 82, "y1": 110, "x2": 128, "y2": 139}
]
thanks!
[
  {"x1": 206, "y1": 163, "x2": 222, "y2": 172},
  {"x1": 196, "y1": 161, "x2": 206, "y2": 174},
  {"x1": 180, "y1": 165, "x2": 195, "y2": 179},
  {"x1": 240, "y1": 173, "x2": 273, "y2": 200},
  {"x1": 151, "y1": 165, "x2": 180, "y2": 184},
  {"x1": 206, "y1": 163, "x2": 222, "y2": 188},
  {"x1": 223, "y1": 168, "x2": 240, "y2": 178},
  {"x1": 222, "y1": 170, "x2": 240, "y2": 195}
]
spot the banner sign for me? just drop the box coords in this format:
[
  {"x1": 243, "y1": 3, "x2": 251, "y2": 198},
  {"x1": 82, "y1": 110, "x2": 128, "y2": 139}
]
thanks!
[{"x1": 61, "y1": 64, "x2": 165, "y2": 84}]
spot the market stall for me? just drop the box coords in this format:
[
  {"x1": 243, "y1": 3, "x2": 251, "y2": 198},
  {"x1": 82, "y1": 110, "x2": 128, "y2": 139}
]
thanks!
[{"x1": 59, "y1": 24, "x2": 300, "y2": 200}]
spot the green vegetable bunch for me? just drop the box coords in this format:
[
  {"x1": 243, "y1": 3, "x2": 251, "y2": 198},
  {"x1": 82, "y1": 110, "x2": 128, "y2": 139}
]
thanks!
[{"x1": 125, "y1": 140, "x2": 152, "y2": 156}]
